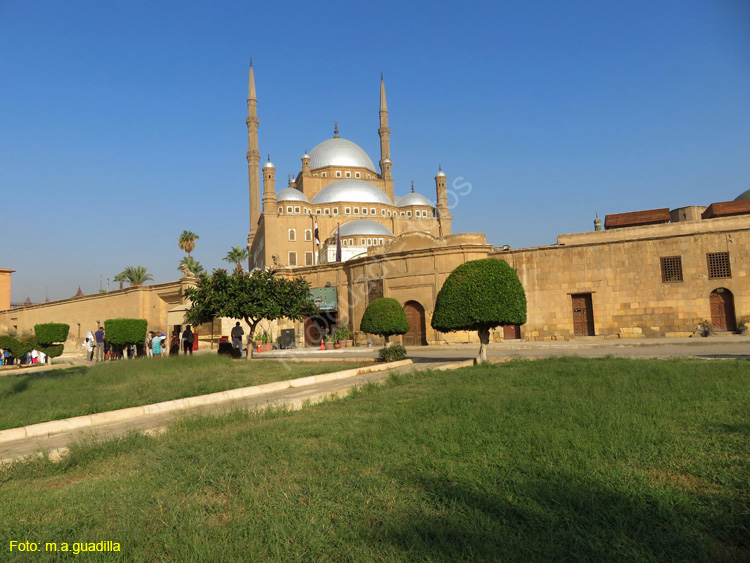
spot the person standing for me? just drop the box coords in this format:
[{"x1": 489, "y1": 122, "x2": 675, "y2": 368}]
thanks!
[
  {"x1": 231, "y1": 322, "x2": 244, "y2": 354},
  {"x1": 152, "y1": 332, "x2": 162, "y2": 358},
  {"x1": 170, "y1": 331, "x2": 180, "y2": 356},
  {"x1": 95, "y1": 326, "x2": 105, "y2": 362},
  {"x1": 145, "y1": 332, "x2": 153, "y2": 358},
  {"x1": 182, "y1": 325, "x2": 194, "y2": 355}
]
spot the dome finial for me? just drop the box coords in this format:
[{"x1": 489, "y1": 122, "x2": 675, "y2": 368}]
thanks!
[
  {"x1": 380, "y1": 71, "x2": 383, "y2": 81},
  {"x1": 411, "y1": 180, "x2": 415, "y2": 193},
  {"x1": 333, "y1": 121, "x2": 339, "y2": 138},
  {"x1": 249, "y1": 57, "x2": 253, "y2": 68},
  {"x1": 267, "y1": 154, "x2": 270, "y2": 162},
  {"x1": 439, "y1": 164, "x2": 442, "y2": 171}
]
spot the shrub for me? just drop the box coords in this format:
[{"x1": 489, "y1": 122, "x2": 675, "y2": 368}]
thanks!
[
  {"x1": 377, "y1": 344, "x2": 406, "y2": 363},
  {"x1": 34, "y1": 322, "x2": 69, "y2": 358},
  {"x1": 432, "y1": 258, "x2": 527, "y2": 363},
  {"x1": 34, "y1": 323, "x2": 70, "y2": 346},
  {"x1": 360, "y1": 298, "x2": 408, "y2": 344},
  {"x1": 105, "y1": 319, "x2": 148, "y2": 347}
]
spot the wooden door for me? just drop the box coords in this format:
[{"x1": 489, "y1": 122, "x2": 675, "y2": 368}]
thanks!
[
  {"x1": 710, "y1": 289, "x2": 736, "y2": 331},
  {"x1": 304, "y1": 317, "x2": 322, "y2": 347},
  {"x1": 572, "y1": 293, "x2": 595, "y2": 336},
  {"x1": 403, "y1": 301, "x2": 427, "y2": 346},
  {"x1": 503, "y1": 325, "x2": 521, "y2": 339}
]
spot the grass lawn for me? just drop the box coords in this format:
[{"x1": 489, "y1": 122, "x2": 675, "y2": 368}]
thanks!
[
  {"x1": 1, "y1": 357, "x2": 748, "y2": 562},
  {"x1": 0, "y1": 355, "x2": 367, "y2": 430}
]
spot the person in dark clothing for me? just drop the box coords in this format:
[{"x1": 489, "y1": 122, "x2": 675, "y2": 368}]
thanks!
[
  {"x1": 231, "y1": 322, "x2": 244, "y2": 354},
  {"x1": 182, "y1": 325, "x2": 194, "y2": 355},
  {"x1": 170, "y1": 331, "x2": 180, "y2": 356}
]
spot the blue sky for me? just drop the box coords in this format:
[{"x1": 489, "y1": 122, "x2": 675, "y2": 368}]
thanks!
[{"x1": 1, "y1": 0, "x2": 748, "y2": 302}]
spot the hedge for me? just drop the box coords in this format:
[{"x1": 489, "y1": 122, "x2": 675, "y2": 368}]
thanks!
[
  {"x1": 360, "y1": 298, "x2": 408, "y2": 341},
  {"x1": 34, "y1": 323, "x2": 70, "y2": 346},
  {"x1": 104, "y1": 318, "x2": 148, "y2": 347}
]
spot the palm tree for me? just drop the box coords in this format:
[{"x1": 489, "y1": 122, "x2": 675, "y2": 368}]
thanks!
[
  {"x1": 178, "y1": 257, "x2": 204, "y2": 276},
  {"x1": 113, "y1": 272, "x2": 127, "y2": 290},
  {"x1": 121, "y1": 266, "x2": 153, "y2": 286},
  {"x1": 223, "y1": 245, "x2": 249, "y2": 268},
  {"x1": 178, "y1": 230, "x2": 199, "y2": 259}
]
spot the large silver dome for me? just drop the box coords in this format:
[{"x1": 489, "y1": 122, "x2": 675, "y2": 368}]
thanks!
[
  {"x1": 308, "y1": 138, "x2": 377, "y2": 172},
  {"x1": 311, "y1": 179, "x2": 393, "y2": 205},
  {"x1": 335, "y1": 219, "x2": 394, "y2": 238},
  {"x1": 276, "y1": 187, "x2": 310, "y2": 203},
  {"x1": 397, "y1": 192, "x2": 433, "y2": 207}
]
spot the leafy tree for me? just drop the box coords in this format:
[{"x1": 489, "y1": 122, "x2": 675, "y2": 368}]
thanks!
[
  {"x1": 34, "y1": 323, "x2": 69, "y2": 360},
  {"x1": 360, "y1": 298, "x2": 408, "y2": 345},
  {"x1": 223, "y1": 245, "x2": 250, "y2": 269},
  {"x1": 105, "y1": 318, "x2": 148, "y2": 349},
  {"x1": 179, "y1": 230, "x2": 199, "y2": 259},
  {"x1": 184, "y1": 268, "x2": 317, "y2": 359},
  {"x1": 431, "y1": 258, "x2": 526, "y2": 364},
  {"x1": 119, "y1": 266, "x2": 153, "y2": 286},
  {"x1": 178, "y1": 257, "x2": 205, "y2": 276}
]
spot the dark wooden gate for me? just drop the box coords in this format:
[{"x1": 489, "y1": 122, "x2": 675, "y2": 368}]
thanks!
[
  {"x1": 571, "y1": 293, "x2": 595, "y2": 336},
  {"x1": 403, "y1": 301, "x2": 427, "y2": 346},
  {"x1": 710, "y1": 288, "x2": 736, "y2": 331}
]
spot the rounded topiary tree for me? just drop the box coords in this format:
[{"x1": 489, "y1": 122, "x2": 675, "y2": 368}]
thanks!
[
  {"x1": 360, "y1": 298, "x2": 408, "y2": 345},
  {"x1": 431, "y1": 258, "x2": 527, "y2": 364},
  {"x1": 104, "y1": 319, "x2": 148, "y2": 360},
  {"x1": 34, "y1": 323, "x2": 70, "y2": 362}
]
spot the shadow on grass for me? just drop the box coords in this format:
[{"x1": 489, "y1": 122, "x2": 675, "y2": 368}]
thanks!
[
  {"x1": 695, "y1": 354, "x2": 750, "y2": 360},
  {"x1": 375, "y1": 470, "x2": 748, "y2": 562},
  {"x1": 0, "y1": 367, "x2": 88, "y2": 399}
]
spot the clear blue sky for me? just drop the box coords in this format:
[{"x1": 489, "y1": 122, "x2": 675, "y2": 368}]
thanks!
[{"x1": 1, "y1": 0, "x2": 748, "y2": 302}]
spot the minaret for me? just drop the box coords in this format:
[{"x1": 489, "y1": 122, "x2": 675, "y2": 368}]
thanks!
[
  {"x1": 378, "y1": 73, "x2": 392, "y2": 181},
  {"x1": 246, "y1": 60, "x2": 261, "y2": 245},
  {"x1": 435, "y1": 165, "x2": 451, "y2": 236},
  {"x1": 262, "y1": 156, "x2": 277, "y2": 214}
]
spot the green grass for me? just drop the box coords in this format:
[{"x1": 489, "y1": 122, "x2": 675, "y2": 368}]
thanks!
[
  {"x1": 0, "y1": 355, "x2": 367, "y2": 430},
  {"x1": 1, "y1": 357, "x2": 748, "y2": 562}
]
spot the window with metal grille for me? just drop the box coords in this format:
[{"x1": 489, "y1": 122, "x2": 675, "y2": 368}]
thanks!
[
  {"x1": 707, "y1": 252, "x2": 731, "y2": 279},
  {"x1": 660, "y1": 256, "x2": 683, "y2": 283},
  {"x1": 305, "y1": 251, "x2": 313, "y2": 266},
  {"x1": 288, "y1": 229, "x2": 296, "y2": 242},
  {"x1": 288, "y1": 252, "x2": 297, "y2": 267},
  {"x1": 304, "y1": 229, "x2": 312, "y2": 241}
]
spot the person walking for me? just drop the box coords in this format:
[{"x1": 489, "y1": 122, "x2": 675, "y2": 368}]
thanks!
[
  {"x1": 182, "y1": 325, "x2": 194, "y2": 355},
  {"x1": 94, "y1": 326, "x2": 105, "y2": 362},
  {"x1": 231, "y1": 322, "x2": 244, "y2": 355}
]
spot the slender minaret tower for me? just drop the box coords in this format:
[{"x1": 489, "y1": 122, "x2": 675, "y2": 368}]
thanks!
[
  {"x1": 246, "y1": 60, "x2": 261, "y2": 245},
  {"x1": 262, "y1": 156, "x2": 277, "y2": 214},
  {"x1": 435, "y1": 165, "x2": 451, "y2": 236},
  {"x1": 378, "y1": 73, "x2": 392, "y2": 181}
]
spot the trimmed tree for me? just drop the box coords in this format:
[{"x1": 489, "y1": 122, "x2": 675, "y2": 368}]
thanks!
[
  {"x1": 431, "y1": 258, "x2": 527, "y2": 364},
  {"x1": 104, "y1": 318, "x2": 148, "y2": 360},
  {"x1": 360, "y1": 298, "x2": 408, "y2": 346},
  {"x1": 34, "y1": 322, "x2": 70, "y2": 362},
  {"x1": 184, "y1": 268, "x2": 318, "y2": 359}
]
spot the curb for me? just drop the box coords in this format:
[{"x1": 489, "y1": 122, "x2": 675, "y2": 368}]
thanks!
[{"x1": 0, "y1": 359, "x2": 412, "y2": 445}]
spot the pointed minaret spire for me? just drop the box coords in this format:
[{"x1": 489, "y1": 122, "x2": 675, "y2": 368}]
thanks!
[
  {"x1": 246, "y1": 60, "x2": 261, "y2": 246},
  {"x1": 333, "y1": 121, "x2": 340, "y2": 138},
  {"x1": 378, "y1": 73, "x2": 392, "y2": 182}
]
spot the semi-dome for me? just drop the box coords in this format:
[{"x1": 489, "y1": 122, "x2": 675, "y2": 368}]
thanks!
[
  {"x1": 335, "y1": 219, "x2": 394, "y2": 238},
  {"x1": 735, "y1": 189, "x2": 750, "y2": 201},
  {"x1": 276, "y1": 187, "x2": 310, "y2": 203},
  {"x1": 311, "y1": 179, "x2": 393, "y2": 205},
  {"x1": 308, "y1": 137, "x2": 377, "y2": 172},
  {"x1": 397, "y1": 192, "x2": 432, "y2": 207}
]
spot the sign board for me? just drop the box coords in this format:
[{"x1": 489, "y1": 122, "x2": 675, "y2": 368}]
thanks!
[{"x1": 310, "y1": 287, "x2": 337, "y2": 312}]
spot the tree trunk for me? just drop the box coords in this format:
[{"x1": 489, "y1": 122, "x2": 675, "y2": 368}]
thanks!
[
  {"x1": 245, "y1": 319, "x2": 258, "y2": 360},
  {"x1": 477, "y1": 327, "x2": 490, "y2": 364},
  {"x1": 384, "y1": 334, "x2": 390, "y2": 346}
]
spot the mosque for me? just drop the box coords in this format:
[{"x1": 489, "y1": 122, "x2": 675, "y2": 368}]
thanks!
[{"x1": 1, "y1": 65, "x2": 749, "y2": 348}]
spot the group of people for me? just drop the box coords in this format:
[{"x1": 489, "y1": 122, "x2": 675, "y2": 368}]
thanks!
[
  {"x1": 0, "y1": 347, "x2": 46, "y2": 366},
  {"x1": 82, "y1": 325, "x2": 196, "y2": 361}
]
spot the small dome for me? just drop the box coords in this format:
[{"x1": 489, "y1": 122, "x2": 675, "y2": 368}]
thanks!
[
  {"x1": 397, "y1": 192, "x2": 432, "y2": 207},
  {"x1": 308, "y1": 137, "x2": 377, "y2": 172},
  {"x1": 382, "y1": 158, "x2": 391, "y2": 164},
  {"x1": 302, "y1": 153, "x2": 310, "y2": 159},
  {"x1": 735, "y1": 189, "x2": 750, "y2": 201},
  {"x1": 436, "y1": 170, "x2": 446, "y2": 178},
  {"x1": 334, "y1": 219, "x2": 394, "y2": 238},
  {"x1": 276, "y1": 187, "x2": 310, "y2": 203},
  {"x1": 311, "y1": 179, "x2": 393, "y2": 205},
  {"x1": 263, "y1": 160, "x2": 275, "y2": 169}
]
